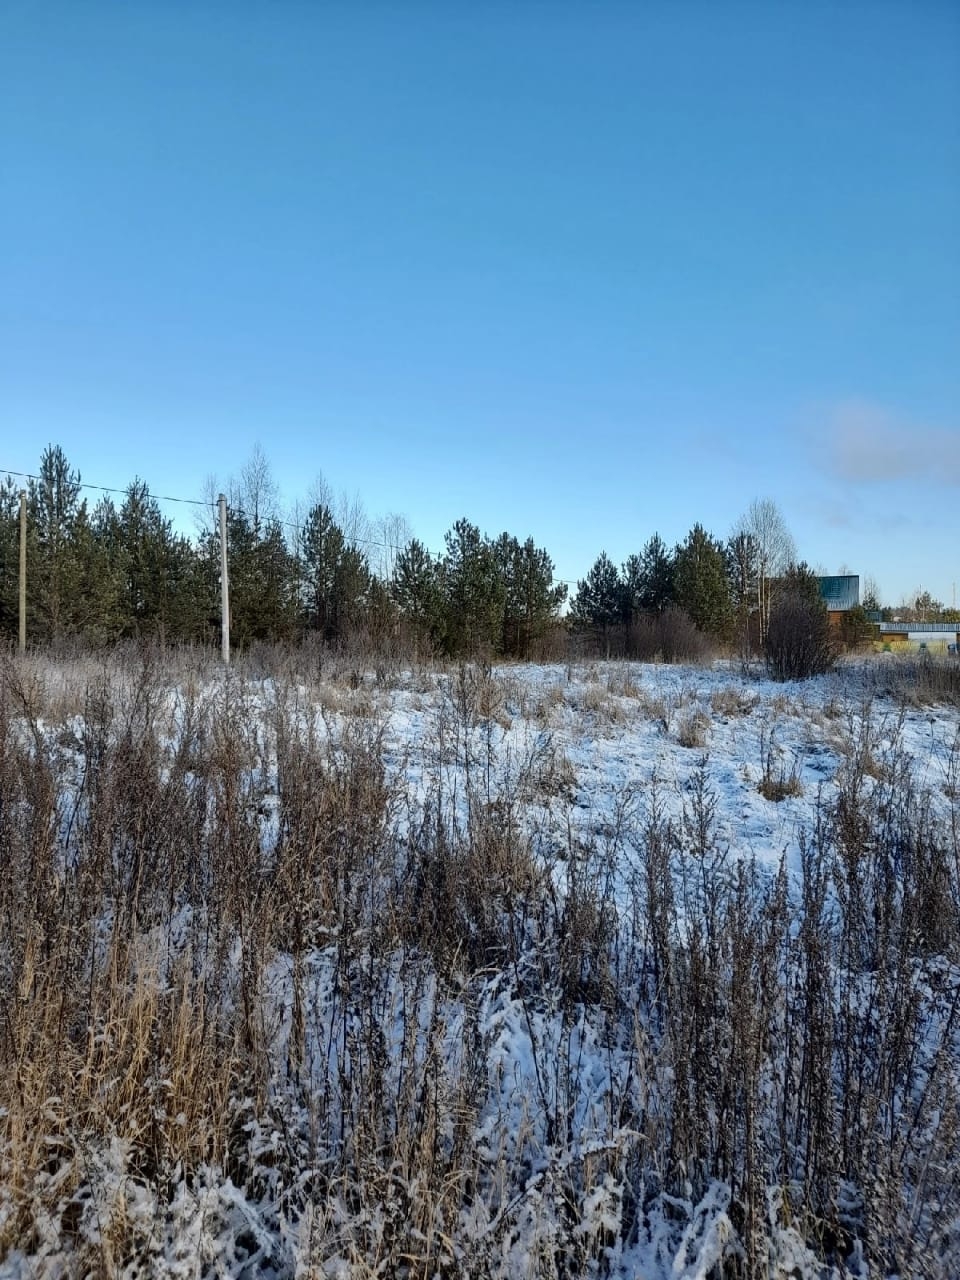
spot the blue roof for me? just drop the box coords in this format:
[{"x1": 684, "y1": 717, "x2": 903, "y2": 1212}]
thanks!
[
  {"x1": 819, "y1": 575, "x2": 859, "y2": 610},
  {"x1": 879, "y1": 622, "x2": 959, "y2": 633}
]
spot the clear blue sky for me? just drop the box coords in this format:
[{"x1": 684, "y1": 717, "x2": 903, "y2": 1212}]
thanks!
[{"x1": 2, "y1": 1, "x2": 958, "y2": 607}]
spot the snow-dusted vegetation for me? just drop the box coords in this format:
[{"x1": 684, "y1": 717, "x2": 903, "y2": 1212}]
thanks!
[{"x1": 2, "y1": 647, "x2": 959, "y2": 1277}]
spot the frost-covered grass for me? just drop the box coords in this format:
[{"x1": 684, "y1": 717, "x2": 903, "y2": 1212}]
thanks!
[{"x1": 1, "y1": 646, "x2": 959, "y2": 1278}]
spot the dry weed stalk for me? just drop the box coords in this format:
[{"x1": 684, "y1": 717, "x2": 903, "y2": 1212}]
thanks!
[{"x1": 0, "y1": 648, "x2": 958, "y2": 1277}]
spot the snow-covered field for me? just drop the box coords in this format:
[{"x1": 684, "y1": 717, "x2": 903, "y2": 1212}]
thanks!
[
  {"x1": 381, "y1": 658, "x2": 960, "y2": 882},
  {"x1": 1, "y1": 652, "x2": 959, "y2": 1278}
]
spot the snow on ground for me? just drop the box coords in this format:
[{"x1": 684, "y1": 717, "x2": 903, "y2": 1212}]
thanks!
[
  {"x1": 3, "y1": 654, "x2": 959, "y2": 1277},
  {"x1": 374, "y1": 658, "x2": 960, "y2": 891}
]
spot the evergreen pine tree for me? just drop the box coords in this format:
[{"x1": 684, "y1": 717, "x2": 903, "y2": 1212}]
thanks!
[
  {"x1": 495, "y1": 534, "x2": 567, "y2": 658},
  {"x1": 442, "y1": 518, "x2": 505, "y2": 656},
  {"x1": 570, "y1": 552, "x2": 622, "y2": 655},
  {"x1": 331, "y1": 544, "x2": 371, "y2": 643},
  {"x1": 620, "y1": 553, "x2": 644, "y2": 628},
  {"x1": 727, "y1": 530, "x2": 759, "y2": 658},
  {"x1": 302, "y1": 502, "x2": 347, "y2": 641},
  {"x1": 674, "y1": 524, "x2": 733, "y2": 642},
  {"x1": 392, "y1": 538, "x2": 445, "y2": 654},
  {"x1": 639, "y1": 533, "x2": 675, "y2": 612},
  {"x1": 28, "y1": 445, "x2": 83, "y2": 640},
  {"x1": 27, "y1": 445, "x2": 116, "y2": 641},
  {"x1": 0, "y1": 477, "x2": 20, "y2": 640}
]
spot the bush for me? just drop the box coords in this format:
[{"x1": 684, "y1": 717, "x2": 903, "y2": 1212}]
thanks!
[
  {"x1": 765, "y1": 591, "x2": 836, "y2": 680},
  {"x1": 627, "y1": 606, "x2": 714, "y2": 664}
]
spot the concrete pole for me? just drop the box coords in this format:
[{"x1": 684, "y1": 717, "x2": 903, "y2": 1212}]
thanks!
[
  {"x1": 219, "y1": 493, "x2": 230, "y2": 664},
  {"x1": 18, "y1": 490, "x2": 27, "y2": 653}
]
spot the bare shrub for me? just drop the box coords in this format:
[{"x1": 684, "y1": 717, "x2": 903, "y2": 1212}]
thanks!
[
  {"x1": 765, "y1": 592, "x2": 836, "y2": 680},
  {"x1": 627, "y1": 606, "x2": 715, "y2": 664}
]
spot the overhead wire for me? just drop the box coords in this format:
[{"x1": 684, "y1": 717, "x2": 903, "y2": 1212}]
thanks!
[{"x1": 1, "y1": 464, "x2": 581, "y2": 586}]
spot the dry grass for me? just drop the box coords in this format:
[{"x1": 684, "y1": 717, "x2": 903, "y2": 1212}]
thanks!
[
  {"x1": 757, "y1": 720, "x2": 804, "y2": 800},
  {"x1": 757, "y1": 768, "x2": 803, "y2": 802},
  {"x1": 450, "y1": 660, "x2": 514, "y2": 730},
  {"x1": 531, "y1": 680, "x2": 567, "y2": 725},
  {"x1": 709, "y1": 686, "x2": 756, "y2": 718},
  {"x1": 520, "y1": 742, "x2": 579, "y2": 803},
  {"x1": 578, "y1": 680, "x2": 631, "y2": 725},
  {"x1": 676, "y1": 708, "x2": 710, "y2": 749},
  {"x1": 603, "y1": 666, "x2": 644, "y2": 699},
  {"x1": 868, "y1": 653, "x2": 960, "y2": 707},
  {"x1": 634, "y1": 688, "x2": 671, "y2": 732},
  {"x1": 1, "y1": 647, "x2": 959, "y2": 1277}
]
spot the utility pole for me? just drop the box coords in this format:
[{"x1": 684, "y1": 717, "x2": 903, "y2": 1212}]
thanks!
[
  {"x1": 219, "y1": 493, "x2": 230, "y2": 664},
  {"x1": 18, "y1": 490, "x2": 26, "y2": 653}
]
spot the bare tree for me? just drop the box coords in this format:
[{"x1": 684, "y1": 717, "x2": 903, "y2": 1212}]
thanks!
[
  {"x1": 304, "y1": 473, "x2": 371, "y2": 553},
  {"x1": 372, "y1": 511, "x2": 414, "y2": 581},
  {"x1": 198, "y1": 445, "x2": 279, "y2": 539},
  {"x1": 306, "y1": 471, "x2": 335, "y2": 514},
  {"x1": 735, "y1": 498, "x2": 796, "y2": 646},
  {"x1": 861, "y1": 574, "x2": 881, "y2": 612},
  {"x1": 237, "y1": 443, "x2": 278, "y2": 535},
  {"x1": 196, "y1": 473, "x2": 221, "y2": 538},
  {"x1": 336, "y1": 488, "x2": 371, "y2": 551}
]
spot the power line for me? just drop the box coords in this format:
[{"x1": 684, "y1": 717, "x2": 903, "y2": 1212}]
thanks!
[
  {"x1": 2, "y1": 464, "x2": 580, "y2": 584},
  {"x1": 1, "y1": 468, "x2": 212, "y2": 508}
]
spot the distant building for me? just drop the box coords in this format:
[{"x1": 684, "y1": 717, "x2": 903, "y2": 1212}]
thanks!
[
  {"x1": 878, "y1": 621, "x2": 960, "y2": 653},
  {"x1": 819, "y1": 575, "x2": 859, "y2": 627}
]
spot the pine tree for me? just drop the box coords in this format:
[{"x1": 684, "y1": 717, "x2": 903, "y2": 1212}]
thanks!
[
  {"x1": 105, "y1": 480, "x2": 200, "y2": 641},
  {"x1": 441, "y1": 518, "x2": 505, "y2": 656},
  {"x1": 0, "y1": 477, "x2": 20, "y2": 639},
  {"x1": 71, "y1": 504, "x2": 121, "y2": 640},
  {"x1": 256, "y1": 518, "x2": 299, "y2": 641},
  {"x1": 570, "y1": 552, "x2": 622, "y2": 655},
  {"x1": 392, "y1": 538, "x2": 445, "y2": 653},
  {"x1": 302, "y1": 502, "x2": 347, "y2": 642},
  {"x1": 27, "y1": 445, "x2": 116, "y2": 640},
  {"x1": 620, "y1": 553, "x2": 645, "y2": 628},
  {"x1": 674, "y1": 524, "x2": 733, "y2": 642},
  {"x1": 727, "y1": 530, "x2": 759, "y2": 658},
  {"x1": 495, "y1": 533, "x2": 567, "y2": 658},
  {"x1": 331, "y1": 544, "x2": 371, "y2": 643},
  {"x1": 639, "y1": 533, "x2": 675, "y2": 612},
  {"x1": 198, "y1": 507, "x2": 296, "y2": 647},
  {"x1": 28, "y1": 445, "x2": 83, "y2": 639}
]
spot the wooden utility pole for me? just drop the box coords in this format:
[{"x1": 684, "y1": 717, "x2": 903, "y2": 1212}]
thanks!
[
  {"x1": 18, "y1": 490, "x2": 26, "y2": 652},
  {"x1": 219, "y1": 493, "x2": 230, "y2": 664}
]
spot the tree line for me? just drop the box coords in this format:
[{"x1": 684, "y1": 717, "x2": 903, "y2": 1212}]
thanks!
[
  {"x1": 1, "y1": 446, "x2": 857, "y2": 669},
  {"x1": 0, "y1": 446, "x2": 568, "y2": 659},
  {"x1": 568, "y1": 513, "x2": 835, "y2": 659}
]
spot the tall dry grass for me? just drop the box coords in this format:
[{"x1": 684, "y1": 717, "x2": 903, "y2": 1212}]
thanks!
[{"x1": 0, "y1": 646, "x2": 958, "y2": 1277}]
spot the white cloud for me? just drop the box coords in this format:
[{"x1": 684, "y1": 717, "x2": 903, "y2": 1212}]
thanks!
[{"x1": 823, "y1": 400, "x2": 960, "y2": 486}]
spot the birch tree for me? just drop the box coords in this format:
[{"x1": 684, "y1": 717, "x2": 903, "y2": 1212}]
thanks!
[{"x1": 734, "y1": 498, "x2": 796, "y2": 646}]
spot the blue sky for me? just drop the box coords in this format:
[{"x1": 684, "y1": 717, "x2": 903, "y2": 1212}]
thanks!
[{"x1": 2, "y1": 1, "x2": 958, "y2": 607}]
